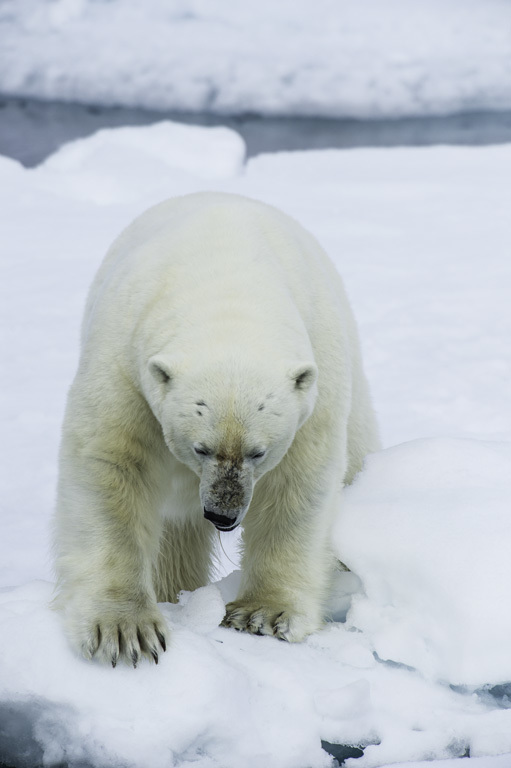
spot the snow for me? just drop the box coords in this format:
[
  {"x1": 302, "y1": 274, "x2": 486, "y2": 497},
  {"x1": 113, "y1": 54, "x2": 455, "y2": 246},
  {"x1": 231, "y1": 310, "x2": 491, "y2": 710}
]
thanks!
[
  {"x1": 1, "y1": 119, "x2": 511, "y2": 767},
  {"x1": 335, "y1": 438, "x2": 511, "y2": 688},
  {"x1": 2, "y1": 1, "x2": 511, "y2": 119}
]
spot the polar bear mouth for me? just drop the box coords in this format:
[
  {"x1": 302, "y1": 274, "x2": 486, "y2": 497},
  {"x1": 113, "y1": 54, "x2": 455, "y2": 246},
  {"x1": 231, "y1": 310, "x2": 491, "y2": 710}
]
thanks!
[
  {"x1": 203, "y1": 508, "x2": 240, "y2": 532},
  {"x1": 216, "y1": 522, "x2": 239, "y2": 532}
]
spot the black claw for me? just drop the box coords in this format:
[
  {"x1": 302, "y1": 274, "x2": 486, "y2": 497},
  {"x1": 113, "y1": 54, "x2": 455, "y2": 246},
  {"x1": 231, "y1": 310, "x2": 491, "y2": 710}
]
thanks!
[
  {"x1": 111, "y1": 654, "x2": 118, "y2": 668},
  {"x1": 273, "y1": 617, "x2": 284, "y2": 637},
  {"x1": 155, "y1": 627, "x2": 166, "y2": 652},
  {"x1": 93, "y1": 624, "x2": 101, "y2": 656},
  {"x1": 131, "y1": 650, "x2": 139, "y2": 669},
  {"x1": 151, "y1": 648, "x2": 159, "y2": 665}
]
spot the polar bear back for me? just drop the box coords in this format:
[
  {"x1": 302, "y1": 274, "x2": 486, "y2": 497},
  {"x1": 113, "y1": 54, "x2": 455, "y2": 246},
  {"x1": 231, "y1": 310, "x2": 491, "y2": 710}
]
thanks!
[{"x1": 82, "y1": 193, "x2": 352, "y2": 358}]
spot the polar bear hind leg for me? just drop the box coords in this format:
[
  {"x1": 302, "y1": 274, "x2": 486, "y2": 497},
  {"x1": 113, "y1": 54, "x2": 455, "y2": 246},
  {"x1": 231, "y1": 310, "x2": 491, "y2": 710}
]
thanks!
[{"x1": 154, "y1": 519, "x2": 216, "y2": 602}]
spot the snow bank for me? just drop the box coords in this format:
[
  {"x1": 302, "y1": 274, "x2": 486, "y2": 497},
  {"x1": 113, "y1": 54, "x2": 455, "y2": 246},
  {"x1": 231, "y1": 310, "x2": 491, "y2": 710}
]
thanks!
[
  {"x1": 1, "y1": 0, "x2": 511, "y2": 119},
  {"x1": 337, "y1": 438, "x2": 511, "y2": 687},
  {"x1": 2, "y1": 120, "x2": 511, "y2": 767},
  {"x1": 43, "y1": 120, "x2": 245, "y2": 177},
  {"x1": 36, "y1": 121, "x2": 245, "y2": 204}
]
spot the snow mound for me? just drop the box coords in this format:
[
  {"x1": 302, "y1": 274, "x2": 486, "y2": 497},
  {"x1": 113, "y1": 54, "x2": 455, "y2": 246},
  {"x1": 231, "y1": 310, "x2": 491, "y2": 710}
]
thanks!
[
  {"x1": 34, "y1": 121, "x2": 245, "y2": 204},
  {"x1": 167, "y1": 584, "x2": 226, "y2": 634},
  {"x1": 337, "y1": 438, "x2": 511, "y2": 687},
  {"x1": 1, "y1": 1, "x2": 511, "y2": 118}
]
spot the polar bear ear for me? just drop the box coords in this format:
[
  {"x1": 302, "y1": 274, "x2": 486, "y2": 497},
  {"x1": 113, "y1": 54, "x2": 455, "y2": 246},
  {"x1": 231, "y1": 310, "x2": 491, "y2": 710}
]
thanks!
[
  {"x1": 289, "y1": 362, "x2": 318, "y2": 392},
  {"x1": 148, "y1": 355, "x2": 174, "y2": 385}
]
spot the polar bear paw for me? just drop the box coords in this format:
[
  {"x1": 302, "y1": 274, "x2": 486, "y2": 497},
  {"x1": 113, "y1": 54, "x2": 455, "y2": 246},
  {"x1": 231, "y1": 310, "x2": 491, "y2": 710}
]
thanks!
[
  {"x1": 67, "y1": 602, "x2": 169, "y2": 668},
  {"x1": 221, "y1": 600, "x2": 316, "y2": 642}
]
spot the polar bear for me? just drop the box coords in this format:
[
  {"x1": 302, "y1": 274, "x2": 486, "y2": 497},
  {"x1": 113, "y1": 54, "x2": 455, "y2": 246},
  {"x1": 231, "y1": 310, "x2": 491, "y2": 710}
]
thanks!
[{"x1": 54, "y1": 192, "x2": 379, "y2": 666}]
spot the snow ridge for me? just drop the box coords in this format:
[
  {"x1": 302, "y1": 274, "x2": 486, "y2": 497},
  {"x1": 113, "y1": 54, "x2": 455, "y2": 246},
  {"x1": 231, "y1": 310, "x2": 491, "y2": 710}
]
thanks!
[{"x1": 1, "y1": 0, "x2": 511, "y2": 118}]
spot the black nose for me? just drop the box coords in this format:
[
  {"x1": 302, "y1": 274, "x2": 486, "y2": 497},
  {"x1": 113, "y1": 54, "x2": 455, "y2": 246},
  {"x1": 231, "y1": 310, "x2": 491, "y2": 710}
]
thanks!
[{"x1": 203, "y1": 508, "x2": 239, "y2": 531}]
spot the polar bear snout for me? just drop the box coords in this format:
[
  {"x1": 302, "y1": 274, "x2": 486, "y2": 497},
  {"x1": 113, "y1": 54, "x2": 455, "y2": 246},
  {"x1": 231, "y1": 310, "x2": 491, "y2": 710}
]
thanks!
[{"x1": 200, "y1": 459, "x2": 254, "y2": 531}]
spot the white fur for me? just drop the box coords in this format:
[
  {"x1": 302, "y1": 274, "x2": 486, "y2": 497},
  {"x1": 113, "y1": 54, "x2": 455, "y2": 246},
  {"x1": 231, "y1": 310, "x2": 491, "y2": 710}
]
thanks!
[{"x1": 54, "y1": 192, "x2": 380, "y2": 665}]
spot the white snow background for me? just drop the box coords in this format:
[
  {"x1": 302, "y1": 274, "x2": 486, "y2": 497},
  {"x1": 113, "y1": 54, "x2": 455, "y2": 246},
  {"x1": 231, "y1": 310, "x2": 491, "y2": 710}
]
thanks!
[
  {"x1": 2, "y1": 0, "x2": 511, "y2": 119},
  {"x1": 1, "y1": 119, "x2": 511, "y2": 768}
]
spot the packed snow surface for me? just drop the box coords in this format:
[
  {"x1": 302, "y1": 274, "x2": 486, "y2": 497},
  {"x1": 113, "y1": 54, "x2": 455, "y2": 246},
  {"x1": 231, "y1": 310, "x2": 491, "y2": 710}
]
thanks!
[
  {"x1": 1, "y1": 120, "x2": 511, "y2": 767},
  {"x1": 2, "y1": 0, "x2": 511, "y2": 119}
]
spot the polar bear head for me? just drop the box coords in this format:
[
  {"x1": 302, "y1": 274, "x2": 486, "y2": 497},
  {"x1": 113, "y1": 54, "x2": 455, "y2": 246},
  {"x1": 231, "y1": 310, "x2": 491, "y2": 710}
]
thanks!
[{"x1": 145, "y1": 354, "x2": 318, "y2": 531}]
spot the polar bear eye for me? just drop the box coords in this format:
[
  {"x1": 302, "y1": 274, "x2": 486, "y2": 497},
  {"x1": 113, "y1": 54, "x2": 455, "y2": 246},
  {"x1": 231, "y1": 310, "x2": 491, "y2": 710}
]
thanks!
[
  {"x1": 248, "y1": 449, "x2": 266, "y2": 460},
  {"x1": 193, "y1": 444, "x2": 211, "y2": 457}
]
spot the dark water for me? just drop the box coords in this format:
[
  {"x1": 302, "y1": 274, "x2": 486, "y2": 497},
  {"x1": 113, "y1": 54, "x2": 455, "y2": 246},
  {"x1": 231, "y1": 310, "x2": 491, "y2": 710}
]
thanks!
[{"x1": 2, "y1": 96, "x2": 511, "y2": 167}]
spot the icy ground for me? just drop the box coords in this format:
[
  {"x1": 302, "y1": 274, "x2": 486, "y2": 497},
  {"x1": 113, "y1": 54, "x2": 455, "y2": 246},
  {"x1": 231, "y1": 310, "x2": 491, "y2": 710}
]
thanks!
[
  {"x1": 2, "y1": 0, "x2": 511, "y2": 119},
  {"x1": 1, "y1": 121, "x2": 511, "y2": 768}
]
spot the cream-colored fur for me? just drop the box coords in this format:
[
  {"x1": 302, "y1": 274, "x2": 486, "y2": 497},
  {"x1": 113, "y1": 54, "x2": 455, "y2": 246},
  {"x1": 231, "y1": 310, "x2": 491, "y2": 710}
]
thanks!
[{"x1": 54, "y1": 192, "x2": 379, "y2": 666}]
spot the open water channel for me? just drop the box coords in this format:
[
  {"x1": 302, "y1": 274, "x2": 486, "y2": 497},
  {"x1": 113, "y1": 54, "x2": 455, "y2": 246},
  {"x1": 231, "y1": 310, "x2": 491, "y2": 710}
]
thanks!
[{"x1": 2, "y1": 96, "x2": 511, "y2": 166}]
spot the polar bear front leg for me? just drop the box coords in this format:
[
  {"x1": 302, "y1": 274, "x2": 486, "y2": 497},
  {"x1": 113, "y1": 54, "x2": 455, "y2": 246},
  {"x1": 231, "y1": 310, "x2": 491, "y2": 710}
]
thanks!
[
  {"x1": 61, "y1": 584, "x2": 169, "y2": 668},
  {"x1": 222, "y1": 476, "x2": 337, "y2": 642},
  {"x1": 54, "y1": 435, "x2": 169, "y2": 666}
]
